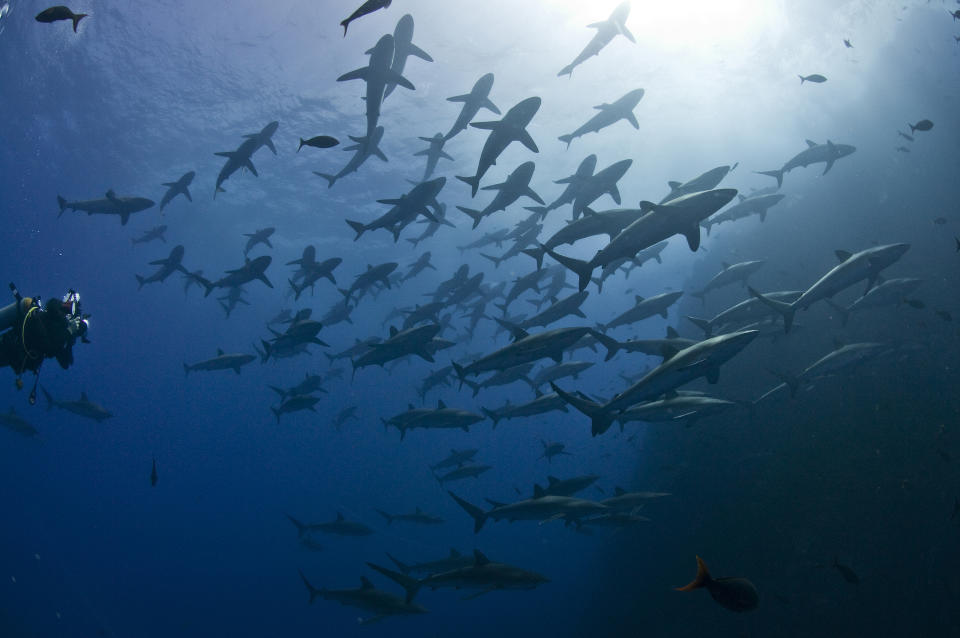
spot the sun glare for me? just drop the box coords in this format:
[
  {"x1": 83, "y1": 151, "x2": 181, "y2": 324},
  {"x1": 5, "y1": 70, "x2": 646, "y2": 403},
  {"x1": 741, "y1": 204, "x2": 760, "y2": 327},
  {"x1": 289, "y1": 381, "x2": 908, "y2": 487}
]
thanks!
[{"x1": 550, "y1": 0, "x2": 784, "y2": 55}]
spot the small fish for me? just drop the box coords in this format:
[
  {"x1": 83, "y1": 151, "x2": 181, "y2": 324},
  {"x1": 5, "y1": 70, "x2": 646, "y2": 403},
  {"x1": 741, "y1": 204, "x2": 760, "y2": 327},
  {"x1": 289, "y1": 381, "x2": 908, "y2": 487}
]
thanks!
[
  {"x1": 298, "y1": 136, "x2": 339, "y2": 152},
  {"x1": 897, "y1": 130, "x2": 914, "y2": 141},
  {"x1": 936, "y1": 310, "x2": 953, "y2": 322},
  {"x1": 908, "y1": 119, "x2": 933, "y2": 133},
  {"x1": 832, "y1": 557, "x2": 860, "y2": 584},
  {"x1": 955, "y1": 236, "x2": 959, "y2": 252},
  {"x1": 951, "y1": 10, "x2": 960, "y2": 21},
  {"x1": 895, "y1": 146, "x2": 910, "y2": 153},
  {"x1": 843, "y1": 39, "x2": 853, "y2": 48},
  {"x1": 933, "y1": 217, "x2": 948, "y2": 225},
  {"x1": 798, "y1": 74, "x2": 827, "y2": 84},
  {"x1": 676, "y1": 556, "x2": 759, "y2": 612},
  {"x1": 150, "y1": 458, "x2": 158, "y2": 487},
  {"x1": 904, "y1": 298, "x2": 925, "y2": 309},
  {"x1": 35, "y1": 6, "x2": 88, "y2": 32}
]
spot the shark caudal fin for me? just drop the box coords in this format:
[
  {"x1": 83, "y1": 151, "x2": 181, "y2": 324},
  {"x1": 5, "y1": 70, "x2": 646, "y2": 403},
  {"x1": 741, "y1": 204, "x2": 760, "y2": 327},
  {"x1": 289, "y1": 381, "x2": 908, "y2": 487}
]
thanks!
[
  {"x1": 549, "y1": 383, "x2": 613, "y2": 436},
  {"x1": 456, "y1": 174, "x2": 481, "y2": 197},
  {"x1": 675, "y1": 556, "x2": 712, "y2": 592},
  {"x1": 135, "y1": 275, "x2": 146, "y2": 291},
  {"x1": 542, "y1": 245, "x2": 593, "y2": 292},
  {"x1": 312, "y1": 172, "x2": 337, "y2": 188},
  {"x1": 521, "y1": 246, "x2": 546, "y2": 270},
  {"x1": 588, "y1": 330, "x2": 622, "y2": 362},
  {"x1": 56, "y1": 195, "x2": 69, "y2": 217},
  {"x1": 285, "y1": 514, "x2": 308, "y2": 538},
  {"x1": 685, "y1": 316, "x2": 713, "y2": 337},
  {"x1": 480, "y1": 407, "x2": 502, "y2": 429},
  {"x1": 457, "y1": 206, "x2": 485, "y2": 229},
  {"x1": 345, "y1": 220, "x2": 367, "y2": 241},
  {"x1": 298, "y1": 569, "x2": 323, "y2": 604},
  {"x1": 366, "y1": 562, "x2": 422, "y2": 604},
  {"x1": 557, "y1": 63, "x2": 575, "y2": 77},
  {"x1": 375, "y1": 509, "x2": 394, "y2": 525},
  {"x1": 386, "y1": 552, "x2": 412, "y2": 574},
  {"x1": 71, "y1": 13, "x2": 88, "y2": 32},
  {"x1": 755, "y1": 169, "x2": 784, "y2": 188},
  {"x1": 748, "y1": 286, "x2": 796, "y2": 333},
  {"x1": 448, "y1": 491, "x2": 487, "y2": 533},
  {"x1": 558, "y1": 134, "x2": 574, "y2": 149}
]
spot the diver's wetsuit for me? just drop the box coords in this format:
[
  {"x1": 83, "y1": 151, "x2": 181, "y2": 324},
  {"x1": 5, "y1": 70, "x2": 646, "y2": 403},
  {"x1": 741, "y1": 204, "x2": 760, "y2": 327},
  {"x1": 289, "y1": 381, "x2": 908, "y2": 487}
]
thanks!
[{"x1": 0, "y1": 298, "x2": 75, "y2": 374}]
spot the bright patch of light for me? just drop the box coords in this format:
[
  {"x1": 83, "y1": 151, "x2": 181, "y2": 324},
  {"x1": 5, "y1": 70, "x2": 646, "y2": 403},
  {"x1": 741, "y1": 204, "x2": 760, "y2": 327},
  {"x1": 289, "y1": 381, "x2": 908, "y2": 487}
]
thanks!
[{"x1": 550, "y1": 0, "x2": 785, "y2": 55}]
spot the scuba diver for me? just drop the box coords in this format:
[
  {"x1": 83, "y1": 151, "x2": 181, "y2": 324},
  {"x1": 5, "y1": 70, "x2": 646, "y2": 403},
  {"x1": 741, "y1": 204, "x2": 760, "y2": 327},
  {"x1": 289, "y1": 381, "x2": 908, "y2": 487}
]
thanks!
[{"x1": 0, "y1": 283, "x2": 89, "y2": 404}]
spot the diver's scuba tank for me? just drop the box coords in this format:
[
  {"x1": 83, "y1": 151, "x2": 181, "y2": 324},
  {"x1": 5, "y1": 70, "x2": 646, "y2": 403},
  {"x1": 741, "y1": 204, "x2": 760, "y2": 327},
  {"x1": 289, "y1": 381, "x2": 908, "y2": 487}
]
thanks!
[{"x1": 0, "y1": 283, "x2": 37, "y2": 332}]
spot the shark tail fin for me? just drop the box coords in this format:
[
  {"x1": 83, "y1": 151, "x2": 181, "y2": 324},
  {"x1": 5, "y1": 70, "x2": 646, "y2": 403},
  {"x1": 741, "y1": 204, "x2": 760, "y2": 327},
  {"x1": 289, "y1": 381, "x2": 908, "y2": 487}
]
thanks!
[
  {"x1": 676, "y1": 556, "x2": 711, "y2": 592},
  {"x1": 748, "y1": 286, "x2": 796, "y2": 333},
  {"x1": 72, "y1": 13, "x2": 88, "y2": 32},
  {"x1": 558, "y1": 134, "x2": 573, "y2": 149},
  {"x1": 457, "y1": 206, "x2": 485, "y2": 229},
  {"x1": 557, "y1": 63, "x2": 574, "y2": 77},
  {"x1": 56, "y1": 195, "x2": 68, "y2": 217},
  {"x1": 345, "y1": 219, "x2": 366, "y2": 241},
  {"x1": 521, "y1": 247, "x2": 546, "y2": 270},
  {"x1": 768, "y1": 368, "x2": 801, "y2": 398},
  {"x1": 456, "y1": 174, "x2": 481, "y2": 197},
  {"x1": 285, "y1": 513, "x2": 308, "y2": 538},
  {"x1": 543, "y1": 246, "x2": 593, "y2": 292},
  {"x1": 481, "y1": 407, "x2": 501, "y2": 429},
  {"x1": 312, "y1": 172, "x2": 336, "y2": 188},
  {"x1": 756, "y1": 169, "x2": 784, "y2": 188},
  {"x1": 375, "y1": 509, "x2": 394, "y2": 525},
  {"x1": 135, "y1": 275, "x2": 146, "y2": 291},
  {"x1": 448, "y1": 491, "x2": 487, "y2": 533},
  {"x1": 590, "y1": 331, "x2": 621, "y2": 362},
  {"x1": 685, "y1": 316, "x2": 713, "y2": 337},
  {"x1": 451, "y1": 362, "x2": 467, "y2": 390},
  {"x1": 386, "y1": 552, "x2": 411, "y2": 574},
  {"x1": 366, "y1": 562, "x2": 422, "y2": 604},
  {"x1": 298, "y1": 569, "x2": 323, "y2": 605}
]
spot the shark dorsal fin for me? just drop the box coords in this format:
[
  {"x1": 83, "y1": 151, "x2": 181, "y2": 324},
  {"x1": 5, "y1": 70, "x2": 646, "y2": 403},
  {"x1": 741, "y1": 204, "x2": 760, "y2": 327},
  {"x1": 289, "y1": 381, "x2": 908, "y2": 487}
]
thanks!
[
  {"x1": 217, "y1": 348, "x2": 224, "y2": 356},
  {"x1": 533, "y1": 484, "x2": 545, "y2": 498},
  {"x1": 722, "y1": 262, "x2": 730, "y2": 269},
  {"x1": 635, "y1": 295, "x2": 644, "y2": 303},
  {"x1": 360, "y1": 576, "x2": 375, "y2": 590},
  {"x1": 805, "y1": 139, "x2": 818, "y2": 148},
  {"x1": 81, "y1": 391, "x2": 89, "y2": 401},
  {"x1": 415, "y1": 506, "x2": 422, "y2": 514},
  {"x1": 614, "y1": 487, "x2": 626, "y2": 496},
  {"x1": 449, "y1": 548, "x2": 461, "y2": 557},
  {"x1": 835, "y1": 250, "x2": 852, "y2": 262},
  {"x1": 438, "y1": 399, "x2": 447, "y2": 409},
  {"x1": 666, "y1": 326, "x2": 679, "y2": 338},
  {"x1": 473, "y1": 550, "x2": 490, "y2": 566},
  {"x1": 389, "y1": 326, "x2": 398, "y2": 337},
  {"x1": 667, "y1": 181, "x2": 681, "y2": 189},
  {"x1": 336, "y1": 511, "x2": 344, "y2": 521},
  {"x1": 548, "y1": 476, "x2": 559, "y2": 485},
  {"x1": 408, "y1": 403, "x2": 415, "y2": 410}
]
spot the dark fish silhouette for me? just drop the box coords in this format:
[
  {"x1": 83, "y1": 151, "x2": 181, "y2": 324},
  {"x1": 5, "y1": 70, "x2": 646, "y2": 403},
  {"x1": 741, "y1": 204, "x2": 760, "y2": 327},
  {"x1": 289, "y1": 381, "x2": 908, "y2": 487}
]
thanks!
[
  {"x1": 936, "y1": 310, "x2": 953, "y2": 322},
  {"x1": 340, "y1": 0, "x2": 392, "y2": 37},
  {"x1": 35, "y1": 6, "x2": 88, "y2": 32},
  {"x1": 150, "y1": 458, "x2": 158, "y2": 487},
  {"x1": 843, "y1": 39, "x2": 853, "y2": 48},
  {"x1": 298, "y1": 136, "x2": 339, "y2": 152},
  {"x1": 909, "y1": 119, "x2": 933, "y2": 133},
  {"x1": 954, "y1": 237, "x2": 959, "y2": 252},
  {"x1": 832, "y1": 557, "x2": 859, "y2": 584},
  {"x1": 676, "y1": 556, "x2": 759, "y2": 612},
  {"x1": 798, "y1": 74, "x2": 827, "y2": 84}
]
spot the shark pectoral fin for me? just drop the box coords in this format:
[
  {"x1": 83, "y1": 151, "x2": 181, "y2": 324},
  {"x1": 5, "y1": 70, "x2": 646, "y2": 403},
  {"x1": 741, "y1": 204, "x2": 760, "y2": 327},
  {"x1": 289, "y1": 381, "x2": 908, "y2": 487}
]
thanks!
[
  {"x1": 408, "y1": 43, "x2": 433, "y2": 62},
  {"x1": 244, "y1": 159, "x2": 259, "y2": 177},
  {"x1": 184, "y1": 187, "x2": 193, "y2": 202},
  {"x1": 336, "y1": 67, "x2": 369, "y2": 82},
  {"x1": 609, "y1": 186, "x2": 622, "y2": 204},
  {"x1": 681, "y1": 225, "x2": 701, "y2": 251},
  {"x1": 386, "y1": 70, "x2": 415, "y2": 91},
  {"x1": 264, "y1": 139, "x2": 277, "y2": 155},
  {"x1": 823, "y1": 158, "x2": 835, "y2": 175},
  {"x1": 120, "y1": 213, "x2": 130, "y2": 226},
  {"x1": 524, "y1": 187, "x2": 545, "y2": 205},
  {"x1": 620, "y1": 24, "x2": 637, "y2": 43},
  {"x1": 625, "y1": 112, "x2": 640, "y2": 129},
  {"x1": 517, "y1": 130, "x2": 539, "y2": 153},
  {"x1": 214, "y1": 151, "x2": 235, "y2": 158},
  {"x1": 481, "y1": 98, "x2": 500, "y2": 114},
  {"x1": 470, "y1": 120, "x2": 501, "y2": 131},
  {"x1": 373, "y1": 149, "x2": 388, "y2": 162}
]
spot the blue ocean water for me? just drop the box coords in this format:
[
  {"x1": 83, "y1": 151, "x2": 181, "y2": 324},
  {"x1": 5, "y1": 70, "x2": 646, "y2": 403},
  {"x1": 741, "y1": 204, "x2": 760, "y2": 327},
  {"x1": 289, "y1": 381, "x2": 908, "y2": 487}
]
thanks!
[{"x1": 1, "y1": 1, "x2": 959, "y2": 636}]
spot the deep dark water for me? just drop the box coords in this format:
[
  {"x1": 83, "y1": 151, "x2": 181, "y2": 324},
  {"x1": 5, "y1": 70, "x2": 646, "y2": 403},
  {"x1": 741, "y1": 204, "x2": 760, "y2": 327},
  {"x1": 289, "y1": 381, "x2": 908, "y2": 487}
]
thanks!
[{"x1": 1, "y1": 1, "x2": 960, "y2": 637}]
